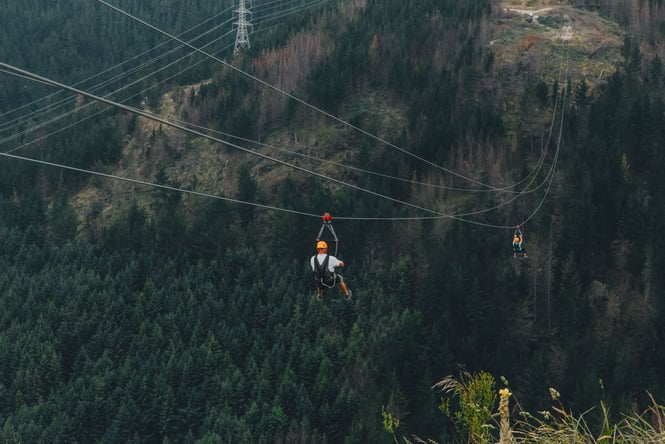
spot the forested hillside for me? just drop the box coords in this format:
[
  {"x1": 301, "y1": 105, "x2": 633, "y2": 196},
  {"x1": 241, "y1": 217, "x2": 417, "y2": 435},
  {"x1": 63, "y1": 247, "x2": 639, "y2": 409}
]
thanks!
[{"x1": 2, "y1": 0, "x2": 665, "y2": 442}]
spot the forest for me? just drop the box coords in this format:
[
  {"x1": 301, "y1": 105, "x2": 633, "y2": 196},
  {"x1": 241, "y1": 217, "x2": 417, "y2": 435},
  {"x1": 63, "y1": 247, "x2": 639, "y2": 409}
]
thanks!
[{"x1": 1, "y1": 0, "x2": 665, "y2": 442}]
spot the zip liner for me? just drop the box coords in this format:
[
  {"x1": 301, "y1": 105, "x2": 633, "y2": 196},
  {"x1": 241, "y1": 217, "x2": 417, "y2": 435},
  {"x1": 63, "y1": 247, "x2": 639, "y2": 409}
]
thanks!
[
  {"x1": 512, "y1": 225, "x2": 527, "y2": 259},
  {"x1": 311, "y1": 212, "x2": 352, "y2": 300}
]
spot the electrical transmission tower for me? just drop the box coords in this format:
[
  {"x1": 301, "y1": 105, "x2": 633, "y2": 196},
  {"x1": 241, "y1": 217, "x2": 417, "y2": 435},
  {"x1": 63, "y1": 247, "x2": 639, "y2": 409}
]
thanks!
[{"x1": 233, "y1": 0, "x2": 253, "y2": 57}]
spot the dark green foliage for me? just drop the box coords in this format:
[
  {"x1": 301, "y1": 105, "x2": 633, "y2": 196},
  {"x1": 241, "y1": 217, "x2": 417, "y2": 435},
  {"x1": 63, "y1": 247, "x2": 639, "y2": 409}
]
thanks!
[
  {"x1": 0, "y1": 228, "x2": 437, "y2": 442},
  {"x1": 3, "y1": 0, "x2": 665, "y2": 442}
]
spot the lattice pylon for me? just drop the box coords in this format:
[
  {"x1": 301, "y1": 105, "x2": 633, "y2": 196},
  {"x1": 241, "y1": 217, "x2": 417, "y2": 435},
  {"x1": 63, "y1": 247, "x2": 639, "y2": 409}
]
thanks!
[{"x1": 233, "y1": 0, "x2": 253, "y2": 57}]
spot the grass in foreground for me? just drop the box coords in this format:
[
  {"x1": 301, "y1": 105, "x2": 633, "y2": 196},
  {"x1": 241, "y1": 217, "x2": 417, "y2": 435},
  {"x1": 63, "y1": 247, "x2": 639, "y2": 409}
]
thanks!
[{"x1": 383, "y1": 370, "x2": 665, "y2": 444}]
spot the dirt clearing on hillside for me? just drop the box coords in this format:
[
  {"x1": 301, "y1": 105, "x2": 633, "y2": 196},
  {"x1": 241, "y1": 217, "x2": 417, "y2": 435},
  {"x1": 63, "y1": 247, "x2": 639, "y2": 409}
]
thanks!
[{"x1": 493, "y1": 0, "x2": 624, "y2": 81}]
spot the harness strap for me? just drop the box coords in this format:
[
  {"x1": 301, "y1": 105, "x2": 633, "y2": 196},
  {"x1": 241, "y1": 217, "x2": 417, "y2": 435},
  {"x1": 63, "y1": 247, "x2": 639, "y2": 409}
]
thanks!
[{"x1": 314, "y1": 254, "x2": 336, "y2": 288}]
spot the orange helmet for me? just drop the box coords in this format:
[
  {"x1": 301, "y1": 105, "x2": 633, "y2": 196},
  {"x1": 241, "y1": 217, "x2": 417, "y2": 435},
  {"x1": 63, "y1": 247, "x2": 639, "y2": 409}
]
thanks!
[{"x1": 316, "y1": 240, "x2": 328, "y2": 249}]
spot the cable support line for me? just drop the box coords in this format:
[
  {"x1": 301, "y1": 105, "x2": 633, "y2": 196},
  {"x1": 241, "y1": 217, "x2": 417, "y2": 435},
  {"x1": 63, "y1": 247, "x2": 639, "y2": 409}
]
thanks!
[
  {"x1": 0, "y1": 7, "x2": 565, "y2": 227},
  {"x1": 252, "y1": 0, "x2": 330, "y2": 19},
  {"x1": 4, "y1": 31, "x2": 560, "y2": 225},
  {"x1": 519, "y1": 44, "x2": 570, "y2": 228},
  {"x1": 155, "y1": 111, "x2": 540, "y2": 195},
  {"x1": 1, "y1": 1, "x2": 322, "y2": 141},
  {"x1": 1, "y1": 17, "x2": 308, "y2": 153},
  {"x1": 0, "y1": 61, "x2": 458, "y2": 219},
  {"x1": 0, "y1": 59, "x2": 555, "y2": 228},
  {"x1": 0, "y1": 149, "x2": 320, "y2": 218},
  {"x1": 97, "y1": 0, "x2": 515, "y2": 192},
  {"x1": 0, "y1": 32, "x2": 237, "y2": 151},
  {"x1": 0, "y1": 25, "x2": 235, "y2": 135},
  {"x1": 0, "y1": 28, "x2": 235, "y2": 140},
  {"x1": 252, "y1": 0, "x2": 331, "y2": 27},
  {"x1": 1, "y1": 61, "x2": 539, "y2": 226},
  {"x1": 0, "y1": 6, "x2": 235, "y2": 127}
]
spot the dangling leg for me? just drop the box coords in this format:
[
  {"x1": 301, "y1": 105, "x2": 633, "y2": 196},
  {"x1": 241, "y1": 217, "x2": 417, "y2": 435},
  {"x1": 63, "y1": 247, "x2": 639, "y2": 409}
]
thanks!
[
  {"x1": 316, "y1": 285, "x2": 323, "y2": 301},
  {"x1": 338, "y1": 275, "x2": 351, "y2": 298}
]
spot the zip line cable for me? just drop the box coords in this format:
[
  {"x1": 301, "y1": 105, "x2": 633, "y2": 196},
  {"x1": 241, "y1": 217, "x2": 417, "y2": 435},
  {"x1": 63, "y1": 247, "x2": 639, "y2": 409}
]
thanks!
[
  {"x1": 0, "y1": 61, "x2": 458, "y2": 220},
  {"x1": 0, "y1": 36, "x2": 568, "y2": 227},
  {"x1": 97, "y1": 0, "x2": 564, "y2": 205},
  {"x1": 0, "y1": 5, "x2": 568, "y2": 228},
  {"x1": 152, "y1": 40, "x2": 573, "y2": 218},
  {"x1": 0, "y1": 6, "x2": 235, "y2": 129},
  {"x1": 0, "y1": 4, "x2": 336, "y2": 153},
  {"x1": 96, "y1": 0, "x2": 513, "y2": 192},
  {"x1": 1, "y1": 0, "x2": 331, "y2": 147},
  {"x1": 518, "y1": 43, "x2": 570, "y2": 228},
  {"x1": 3, "y1": 0, "x2": 554, "y2": 207},
  {"x1": 0, "y1": 149, "x2": 320, "y2": 218},
  {"x1": 0, "y1": 61, "x2": 535, "y2": 226},
  {"x1": 0, "y1": 30, "x2": 236, "y2": 151},
  {"x1": 0, "y1": 60, "x2": 558, "y2": 228},
  {"x1": 0, "y1": 0, "x2": 315, "y2": 134}
]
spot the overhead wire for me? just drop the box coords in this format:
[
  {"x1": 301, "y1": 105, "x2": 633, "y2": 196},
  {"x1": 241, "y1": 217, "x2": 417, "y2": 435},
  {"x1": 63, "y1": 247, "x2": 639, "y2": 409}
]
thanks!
[
  {"x1": 0, "y1": 29, "x2": 236, "y2": 151},
  {"x1": 96, "y1": 0, "x2": 513, "y2": 192},
  {"x1": 0, "y1": 149, "x2": 320, "y2": 218},
  {"x1": 252, "y1": 0, "x2": 332, "y2": 28},
  {"x1": 0, "y1": 0, "x2": 329, "y2": 150},
  {"x1": 95, "y1": 0, "x2": 570, "y2": 229},
  {"x1": 518, "y1": 42, "x2": 570, "y2": 228},
  {"x1": 0, "y1": 61, "x2": 460, "y2": 220},
  {"x1": 1, "y1": 60, "x2": 542, "y2": 226},
  {"x1": 0, "y1": 3, "x2": 568, "y2": 228},
  {"x1": 0, "y1": 5, "x2": 235, "y2": 131},
  {"x1": 5, "y1": 0, "x2": 548, "y2": 206}
]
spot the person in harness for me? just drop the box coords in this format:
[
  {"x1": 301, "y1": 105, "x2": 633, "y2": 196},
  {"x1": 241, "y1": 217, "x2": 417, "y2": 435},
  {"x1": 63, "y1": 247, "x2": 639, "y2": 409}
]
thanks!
[
  {"x1": 311, "y1": 240, "x2": 352, "y2": 301},
  {"x1": 513, "y1": 225, "x2": 527, "y2": 258}
]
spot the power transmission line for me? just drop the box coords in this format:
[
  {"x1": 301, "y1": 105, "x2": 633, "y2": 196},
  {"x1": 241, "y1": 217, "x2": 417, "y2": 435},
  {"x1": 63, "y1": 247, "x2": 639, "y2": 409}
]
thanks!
[{"x1": 233, "y1": 0, "x2": 253, "y2": 56}]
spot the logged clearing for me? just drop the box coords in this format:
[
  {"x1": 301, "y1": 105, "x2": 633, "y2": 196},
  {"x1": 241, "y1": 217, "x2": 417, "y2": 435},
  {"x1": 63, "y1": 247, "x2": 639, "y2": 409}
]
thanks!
[{"x1": 494, "y1": 0, "x2": 624, "y2": 82}]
